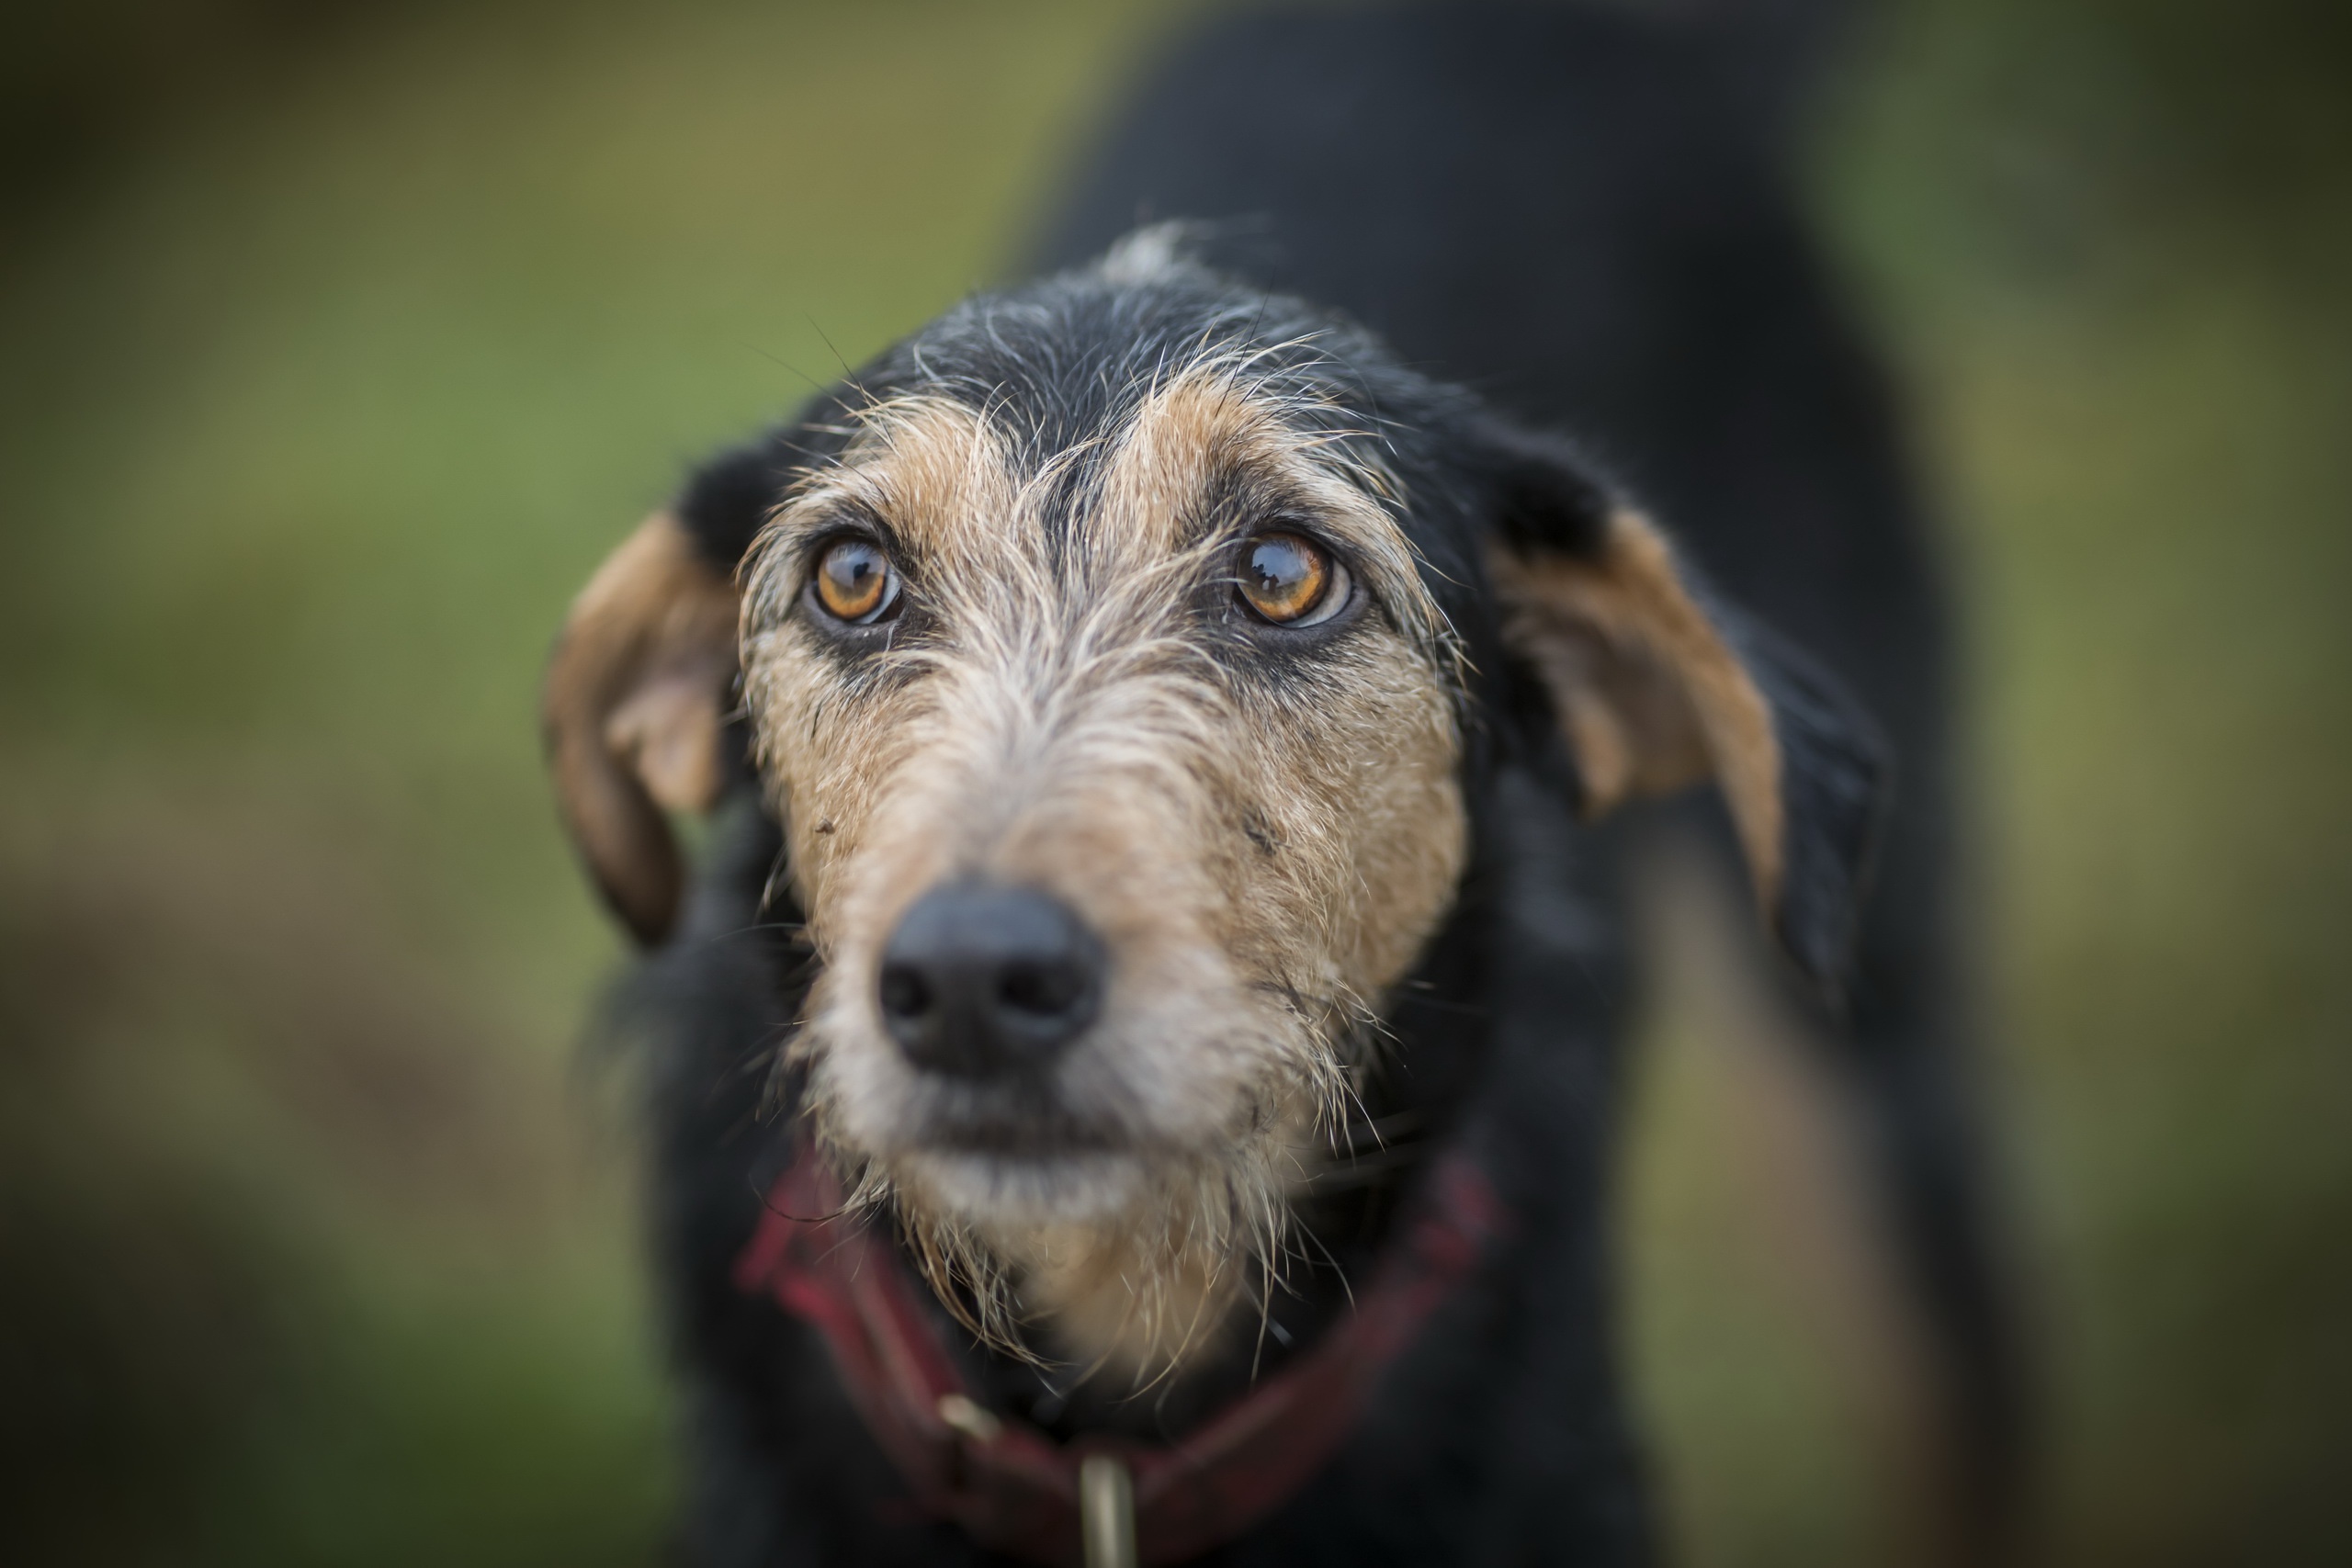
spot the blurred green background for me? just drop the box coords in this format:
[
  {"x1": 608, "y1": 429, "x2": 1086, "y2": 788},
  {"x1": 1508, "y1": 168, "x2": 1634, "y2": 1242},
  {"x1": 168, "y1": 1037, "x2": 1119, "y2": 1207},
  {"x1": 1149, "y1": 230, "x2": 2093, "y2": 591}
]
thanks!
[{"x1": 2, "y1": 2, "x2": 2346, "y2": 1563}]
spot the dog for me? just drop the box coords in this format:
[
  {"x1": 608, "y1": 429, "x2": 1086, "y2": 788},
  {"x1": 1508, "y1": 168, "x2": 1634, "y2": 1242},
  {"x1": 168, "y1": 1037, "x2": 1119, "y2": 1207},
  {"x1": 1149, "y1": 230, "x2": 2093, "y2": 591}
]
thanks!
[{"x1": 542, "y1": 5, "x2": 2020, "y2": 1563}]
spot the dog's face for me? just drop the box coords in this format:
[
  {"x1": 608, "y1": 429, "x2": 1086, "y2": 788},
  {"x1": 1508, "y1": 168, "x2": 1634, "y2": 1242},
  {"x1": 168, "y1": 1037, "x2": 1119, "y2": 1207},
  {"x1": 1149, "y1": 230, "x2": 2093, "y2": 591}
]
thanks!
[
  {"x1": 545, "y1": 239, "x2": 1886, "y2": 1365},
  {"x1": 736, "y1": 363, "x2": 1467, "y2": 1248}
]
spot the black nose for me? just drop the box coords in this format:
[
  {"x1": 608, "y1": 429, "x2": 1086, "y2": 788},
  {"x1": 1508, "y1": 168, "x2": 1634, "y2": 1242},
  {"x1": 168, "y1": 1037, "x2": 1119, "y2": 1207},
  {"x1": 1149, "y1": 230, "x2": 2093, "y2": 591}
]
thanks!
[{"x1": 877, "y1": 883, "x2": 1105, "y2": 1077}]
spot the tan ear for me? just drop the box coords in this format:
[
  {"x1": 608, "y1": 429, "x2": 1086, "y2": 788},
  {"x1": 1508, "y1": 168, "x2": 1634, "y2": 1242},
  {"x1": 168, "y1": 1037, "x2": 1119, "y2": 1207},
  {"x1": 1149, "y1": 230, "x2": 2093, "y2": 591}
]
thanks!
[
  {"x1": 1475, "y1": 411, "x2": 1886, "y2": 987},
  {"x1": 1491, "y1": 507, "x2": 1791, "y2": 912},
  {"x1": 542, "y1": 513, "x2": 741, "y2": 946}
]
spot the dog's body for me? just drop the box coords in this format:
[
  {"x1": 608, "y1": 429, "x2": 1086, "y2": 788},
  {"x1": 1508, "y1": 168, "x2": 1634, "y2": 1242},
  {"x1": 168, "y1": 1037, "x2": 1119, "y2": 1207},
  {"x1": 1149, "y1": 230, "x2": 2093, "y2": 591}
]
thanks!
[{"x1": 544, "y1": 6, "x2": 2017, "y2": 1563}]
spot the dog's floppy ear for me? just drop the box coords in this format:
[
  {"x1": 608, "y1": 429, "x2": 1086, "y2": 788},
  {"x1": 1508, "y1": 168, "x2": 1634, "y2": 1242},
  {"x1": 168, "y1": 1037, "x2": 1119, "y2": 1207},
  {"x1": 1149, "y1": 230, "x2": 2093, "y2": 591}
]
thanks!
[
  {"x1": 1476, "y1": 422, "x2": 1890, "y2": 988},
  {"x1": 543, "y1": 511, "x2": 741, "y2": 947}
]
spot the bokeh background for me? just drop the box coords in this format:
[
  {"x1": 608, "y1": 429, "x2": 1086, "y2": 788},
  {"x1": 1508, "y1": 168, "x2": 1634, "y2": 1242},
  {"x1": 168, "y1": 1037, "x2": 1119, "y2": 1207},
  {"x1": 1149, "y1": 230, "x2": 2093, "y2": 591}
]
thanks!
[{"x1": 3, "y1": 2, "x2": 2346, "y2": 1563}]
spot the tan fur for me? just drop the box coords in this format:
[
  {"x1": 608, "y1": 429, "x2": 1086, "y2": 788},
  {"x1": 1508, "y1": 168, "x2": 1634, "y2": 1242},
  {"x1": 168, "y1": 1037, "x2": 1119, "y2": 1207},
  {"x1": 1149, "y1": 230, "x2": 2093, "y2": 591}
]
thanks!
[
  {"x1": 1489, "y1": 510, "x2": 1786, "y2": 910},
  {"x1": 737, "y1": 366, "x2": 1466, "y2": 1377},
  {"x1": 543, "y1": 513, "x2": 740, "y2": 943}
]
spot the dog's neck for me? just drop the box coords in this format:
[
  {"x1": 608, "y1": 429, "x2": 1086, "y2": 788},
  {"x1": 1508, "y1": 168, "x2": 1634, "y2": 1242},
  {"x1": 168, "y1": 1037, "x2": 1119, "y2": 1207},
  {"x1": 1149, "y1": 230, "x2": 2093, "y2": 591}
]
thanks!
[{"x1": 1013, "y1": 1220, "x2": 1244, "y2": 1380}]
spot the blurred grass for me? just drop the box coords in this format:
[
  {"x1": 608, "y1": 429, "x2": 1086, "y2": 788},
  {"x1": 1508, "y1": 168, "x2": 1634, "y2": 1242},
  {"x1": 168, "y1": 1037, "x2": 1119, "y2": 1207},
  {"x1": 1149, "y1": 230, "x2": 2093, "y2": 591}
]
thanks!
[{"x1": 2, "y1": 2, "x2": 2346, "y2": 1564}]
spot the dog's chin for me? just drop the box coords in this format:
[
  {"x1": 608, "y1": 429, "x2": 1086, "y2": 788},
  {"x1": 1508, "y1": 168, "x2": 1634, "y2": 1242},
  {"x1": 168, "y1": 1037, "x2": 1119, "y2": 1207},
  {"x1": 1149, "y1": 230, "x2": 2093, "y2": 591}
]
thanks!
[{"x1": 897, "y1": 1146, "x2": 1150, "y2": 1230}]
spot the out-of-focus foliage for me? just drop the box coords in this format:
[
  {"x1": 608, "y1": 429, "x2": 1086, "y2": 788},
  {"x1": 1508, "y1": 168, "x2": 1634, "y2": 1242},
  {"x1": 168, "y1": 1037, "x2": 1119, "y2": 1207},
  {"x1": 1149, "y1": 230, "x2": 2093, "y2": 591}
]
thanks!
[{"x1": 1, "y1": 3, "x2": 2344, "y2": 1564}]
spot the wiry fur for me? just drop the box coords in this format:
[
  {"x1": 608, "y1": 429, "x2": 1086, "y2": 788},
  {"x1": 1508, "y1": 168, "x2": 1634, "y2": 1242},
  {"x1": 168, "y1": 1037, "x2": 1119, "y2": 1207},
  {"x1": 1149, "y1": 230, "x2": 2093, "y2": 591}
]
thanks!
[{"x1": 736, "y1": 346, "x2": 1467, "y2": 1375}]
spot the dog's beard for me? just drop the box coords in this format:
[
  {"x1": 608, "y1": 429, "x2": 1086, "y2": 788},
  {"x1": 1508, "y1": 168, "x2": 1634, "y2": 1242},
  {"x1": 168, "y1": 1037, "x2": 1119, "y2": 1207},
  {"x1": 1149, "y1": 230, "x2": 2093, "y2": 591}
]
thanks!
[
  {"x1": 885, "y1": 1139, "x2": 1299, "y2": 1381},
  {"x1": 793, "y1": 1015, "x2": 1346, "y2": 1381}
]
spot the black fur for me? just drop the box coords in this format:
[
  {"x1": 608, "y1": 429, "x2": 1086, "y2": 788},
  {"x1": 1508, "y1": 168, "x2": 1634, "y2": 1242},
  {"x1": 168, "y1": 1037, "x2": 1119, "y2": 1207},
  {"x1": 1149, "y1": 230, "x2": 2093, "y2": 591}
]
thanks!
[{"x1": 612, "y1": 3, "x2": 2019, "y2": 1562}]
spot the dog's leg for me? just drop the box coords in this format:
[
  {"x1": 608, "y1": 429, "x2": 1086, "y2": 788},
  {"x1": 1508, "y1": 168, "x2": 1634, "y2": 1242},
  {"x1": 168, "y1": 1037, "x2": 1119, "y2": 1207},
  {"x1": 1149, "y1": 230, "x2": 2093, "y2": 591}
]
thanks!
[{"x1": 1631, "y1": 803, "x2": 2025, "y2": 1566}]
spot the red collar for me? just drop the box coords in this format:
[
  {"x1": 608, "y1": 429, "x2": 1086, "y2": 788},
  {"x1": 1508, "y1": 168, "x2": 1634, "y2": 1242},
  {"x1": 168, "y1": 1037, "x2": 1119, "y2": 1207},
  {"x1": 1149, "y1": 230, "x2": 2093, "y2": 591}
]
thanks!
[{"x1": 733, "y1": 1141, "x2": 1506, "y2": 1566}]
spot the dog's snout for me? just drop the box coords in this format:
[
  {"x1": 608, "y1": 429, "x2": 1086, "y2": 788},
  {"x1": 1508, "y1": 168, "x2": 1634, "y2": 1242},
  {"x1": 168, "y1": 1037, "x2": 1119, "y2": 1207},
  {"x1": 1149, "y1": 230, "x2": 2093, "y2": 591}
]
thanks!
[{"x1": 878, "y1": 883, "x2": 1105, "y2": 1077}]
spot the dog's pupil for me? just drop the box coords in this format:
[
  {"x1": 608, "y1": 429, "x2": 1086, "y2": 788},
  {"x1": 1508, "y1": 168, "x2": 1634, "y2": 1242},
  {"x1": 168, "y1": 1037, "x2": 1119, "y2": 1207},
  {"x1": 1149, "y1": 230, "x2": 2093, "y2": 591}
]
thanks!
[
  {"x1": 1244, "y1": 534, "x2": 1322, "y2": 619},
  {"x1": 832, "y1": 552, "x2": 879, "y2": 602},
  {"x1": 821, "y1": 540, "x2": 887, "y2": 616},
  {"x1": 1250, "y1": 538, "x2": 1306, "y2": 592}
]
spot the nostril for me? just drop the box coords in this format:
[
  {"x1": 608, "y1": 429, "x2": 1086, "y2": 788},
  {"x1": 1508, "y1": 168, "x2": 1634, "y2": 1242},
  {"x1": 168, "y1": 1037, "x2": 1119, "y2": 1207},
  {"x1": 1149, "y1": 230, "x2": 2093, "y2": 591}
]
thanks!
[
  {"x1": 999, "y1": 959, "x2": 1086, "y2": 1019},
  {"x1": 878, "y1": 964, "x2": 933, "y2": 1022}
]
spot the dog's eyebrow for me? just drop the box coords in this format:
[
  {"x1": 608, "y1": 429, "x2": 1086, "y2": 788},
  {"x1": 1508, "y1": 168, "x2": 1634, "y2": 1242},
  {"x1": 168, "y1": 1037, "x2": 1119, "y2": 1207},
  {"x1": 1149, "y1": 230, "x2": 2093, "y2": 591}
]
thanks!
[
  {"x1": 742, "y1": 394, "x2": 1026, "y2": 603},
  {"x1": 1084, "y1": 368, "x2": 1446, "y2": 647}
]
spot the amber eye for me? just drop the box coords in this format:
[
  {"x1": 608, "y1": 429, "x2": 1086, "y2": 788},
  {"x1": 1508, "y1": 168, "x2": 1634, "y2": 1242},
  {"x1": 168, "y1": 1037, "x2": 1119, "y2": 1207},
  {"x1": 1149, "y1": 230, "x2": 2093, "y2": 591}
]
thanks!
[
  {"x1": 811, "y1": 537, "x2": 900, "y2": 625},
  {"x1": 1236, "y1": 532, "x2": 1348, "y2": 626}
]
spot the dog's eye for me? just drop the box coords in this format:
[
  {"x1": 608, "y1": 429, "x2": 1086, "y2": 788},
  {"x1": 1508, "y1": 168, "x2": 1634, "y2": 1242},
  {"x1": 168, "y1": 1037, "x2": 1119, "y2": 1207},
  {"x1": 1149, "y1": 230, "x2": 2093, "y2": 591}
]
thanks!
[
  {"x1": 811, "y1": 537, "x2": 902, "y2": 625},
  {"x1": 1236, "y1": 533, "x2": 1349, "y2": 627}
]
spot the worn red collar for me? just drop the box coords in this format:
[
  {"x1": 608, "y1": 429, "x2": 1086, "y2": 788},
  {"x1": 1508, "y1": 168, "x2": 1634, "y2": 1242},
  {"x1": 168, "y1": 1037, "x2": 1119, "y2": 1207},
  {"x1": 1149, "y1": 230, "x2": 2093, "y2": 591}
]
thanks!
[{"x1": 733, "y1": 1142, "x2": 1506, "y2": 1567}]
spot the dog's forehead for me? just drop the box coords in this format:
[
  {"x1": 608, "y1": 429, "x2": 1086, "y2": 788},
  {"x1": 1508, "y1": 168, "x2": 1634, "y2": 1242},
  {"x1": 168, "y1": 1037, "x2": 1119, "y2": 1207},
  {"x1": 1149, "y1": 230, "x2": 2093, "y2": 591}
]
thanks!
[
  {"x1": 825, "y1": 284, "x2": 1391, "y2": 539},
  {"x1": 817, "y1": 377, "x2": 1368, "y2": 574},
  {"x1": 888, "y1": 273, "x2": 1369, "y2": 457}
]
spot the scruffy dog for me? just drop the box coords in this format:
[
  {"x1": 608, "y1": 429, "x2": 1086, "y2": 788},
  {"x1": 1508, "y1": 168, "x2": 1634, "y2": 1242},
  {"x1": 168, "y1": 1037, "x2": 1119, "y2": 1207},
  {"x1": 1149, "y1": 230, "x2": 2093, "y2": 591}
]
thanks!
[{"x1": 543, "y1": 5, "x2": 2018, "y2": 1564}]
